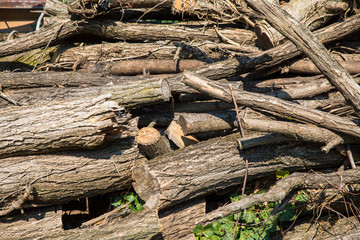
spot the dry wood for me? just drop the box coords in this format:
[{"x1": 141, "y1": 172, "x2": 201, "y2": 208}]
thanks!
[
  {"x1": 197, "y1": 168, "x2": 360, "y2": 225},
  {"x1": 178, "y1": 111, "x2": 237, "y2": 135},
  {"x1": 110, "y1": 59, "x2": 205, "y2": 75},
  {"x1": 254, "y1": 0, "x2": 348, "y2": 48},
  {"x1": 42, "y1": 209, "x2": 162, "y2": 240},
  {"x1": 0, "y1": 206, "x2": 63, "y2": 240},
  {"x1": 245, "y1": 0, "x2": 360, "y2": 114},
  {"x1": 237, "y1": 133, "x2": 289, "y2": 150},
  {"x1": 132, "y1": 133, "x2": 344, "y2": 211},
  {"x1": 0, "y1": 140, "x2": 146, "y2": 205},
  {"x1": 241, "y1": 118, "x2": 360, "y2": 152},
  {"x1": 0, "y1": 95, "x2": 132, "y2": 158},
  {"x1": 165, "y1": 121, "x2": 199, "y2": 148},
  {"x1": 158, "y1": 197, "x2": 205, "y2": 240},
  {"x1": 286, "y1": 58, "x2": 360, "y2": 75},
  {"x1": 0, "y1": 18, "x2": 255, "y2": 58},
  {"x1": 164, "y1": 13, "x2": 360, "y2": 89},
  {"x1": 181, "y1": 71, "x2": 360, "y2": 139},
  {"x1": 135, "y1": 127, "x2": 172, "y2": 159},
  {"x1": 1, "y1": 78, "x2": 171, "y2": 107}
]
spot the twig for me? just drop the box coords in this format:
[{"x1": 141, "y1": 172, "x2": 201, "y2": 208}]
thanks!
[
  {"x1": 136, "y1": 0, "x2": 169, "y2": 23},
  {"x1": 0, "y1": 181, "x2": 32, "y2": 216},
  {"x1": 229, "y1": 84, "x2": 248, "y2": 240},
  {"x1": 346, "y1": 144, "x2": 356, "y2": 169},
  {"x1": 0, "y1": 91, "x2": 21, "y2": 106}
]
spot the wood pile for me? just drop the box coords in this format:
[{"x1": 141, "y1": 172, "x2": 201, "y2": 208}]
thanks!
[{"x1": 1, "y1": 0, "x2": 360, "y2": 239}]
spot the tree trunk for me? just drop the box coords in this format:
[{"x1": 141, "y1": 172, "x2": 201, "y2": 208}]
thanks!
[
  {"x1": 0, "y1": 206, "x2": 63, "y2": 240},
  {"x1": 132, "y1": 133, "x2": 345, "y2": 211},
  {"x1": 0, "y1": 140, "x2": 146, "y2": 206},
  {"x1": 0, "y1": 94, "x2": 134, "y2": 158},
  {"x1": 1, "y1": 78, "x2": 171, "y2": 108}
]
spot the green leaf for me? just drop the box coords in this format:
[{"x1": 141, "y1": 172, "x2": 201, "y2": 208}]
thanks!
[
  {"x1": 276, "y1": 169, "x2": 290, "y2": 179},
  {"x1": 204, "y1": 229, "x2": 214, "y2": 238},
  {"x1": 295, "y1": 191, "x2": 309, "y2": 202},
  {"x1": 279, "y1": 208, "x2": 296, "y2": 222},
  {"x1": 211, "y1": 235, "x2": 221, "y2": 240},
  {"x1": 124, "y1": 194, "x2": 136, "y2": 202},
  {"x1": 242, "y1": 211, "x2": 257, "y2": 223},
  {"x1": 193, "y1": 225, "x2": 205, "y2": 236},
  {"x1": 222, "y1": 233, "x2": 233, "y2": 240},
  {"x1": 260, "y1": 209, "x2": 270, "y2": 220}
]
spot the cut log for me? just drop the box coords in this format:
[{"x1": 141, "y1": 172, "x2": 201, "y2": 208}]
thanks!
[
  {"x1": 0, "y1": 206, "x2": 63, "y2": 240},
  {"x1": 135, "y1": 127, "x2": 172, "y2": 159},
  {"x1": 132, "y1": 133, "x2": 345, "y2": 211},
  {"x1": 0, "y1": 140, "x2": 146, "y2": 206},
  {"x1": 158, "y1": 197, "x2": 205, "y2": 240},
  {"x1": 178, "y1": 111, "x2": 237, "y2": 135},
  {"x1": 42, "y1": 209, "x2": 162, "y2": 240},
  {"x1": 1, "y1": 78, "x2": 171, "y2": 108},
  {"x1": 0, "y1": 94, "x2": 133, "y2": 158},
  {"x1": 245, "y1": 0, "x2": 360, "y2": 114},
  {"x1": 0, "y1": 18, "x2": 255, "y2": 58},
  {"x1": 181, "y1": 71, "x2": 360, "y2": 139},
  {"x1": 110, "y1": 59, "x2": 205, "y2": 75}
]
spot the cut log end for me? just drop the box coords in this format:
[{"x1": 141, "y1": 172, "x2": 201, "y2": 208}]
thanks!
[{"x1": 161, "y1": 79, "x2": 171, "y2": 102}]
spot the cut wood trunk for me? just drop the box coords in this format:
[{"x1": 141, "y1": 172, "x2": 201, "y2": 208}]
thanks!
[
  {"x1": 0, "y1": 18, "x2": 255, "y2": 58},
  {"x1": 182, "y1": 71, "x2": 360, "y2": 139},
  {"x1": 132, "y1": 133, "x2": 345, "y2": 211},
  {"x1": 110, "y1": 59, "x2": 205, "y2": 75},
  {"x1": 254, "y1": 0, "x2": 349, "y2": 48},
  {"x1": 0, "y1": 140, "x2": 146, "y2": 206},
  {"x1": 0, "y1": 94, "x2": 132, "y2": 158},
  {"x1": 178, "y1": 111, "x2": 237, "y2": 135},
  {"x1": 135, "y1": 127, "x2": 172, "y2": 159},
  {"x1": 0, "y1": 206, "x2": 63, "y2": 240},
  {"x1": 245, "y1": 0, "x2": 360, "y2": 114},
  {"x1": 1, "y1": 78, "x2": 171, "y2": 108}
]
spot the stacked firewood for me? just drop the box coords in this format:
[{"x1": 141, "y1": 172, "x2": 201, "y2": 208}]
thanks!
[{"x1": 1, "y1": 0, "x2": 360, "y2": 239}]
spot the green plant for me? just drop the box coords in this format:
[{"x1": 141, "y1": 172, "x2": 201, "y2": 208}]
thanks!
[
  {"x1": 111, "y1": 191, "x2": 145, "y2": 212},
  {"x1": 193, "y1": 171, "x2": 309, "y2": 239}
]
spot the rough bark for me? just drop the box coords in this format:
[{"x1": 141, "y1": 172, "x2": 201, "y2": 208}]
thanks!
[
  {"x1": 178, "y1": 111, "x2": 237, "y2": 135},
  {"x1": 197, "y1": 168, "x2": 360, "y2": 226},
  {"x1": 0, "y1": 140, "x2": 146, "y2": 206},
  {"x1": 182, "y1": 71, "x2": 360, "y2": 139},
  {"x1": 158, "y1": 197, "x2": 205, "y2": 240},
  {"x1": 132, "y1": 133, "x2": 345, "y2": 211},
  {"x1": 43, "y1": 209, "x2": 162, "y2": 240},
  {"x1": 0, "y1": 94, "x2": 134, "y2": 158},
  {"x1": 0, "y1": 17, "x2": 255, "y2": 58},
  {"x1": 0, "y1": 206, "x2": 63, "y2": 240},
  {"x1": 245, "y1": 0, "x2": 360, "y2": 114},
  {"x1": 1, "y1": 78, "x2": 171, "y2": 107}
]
